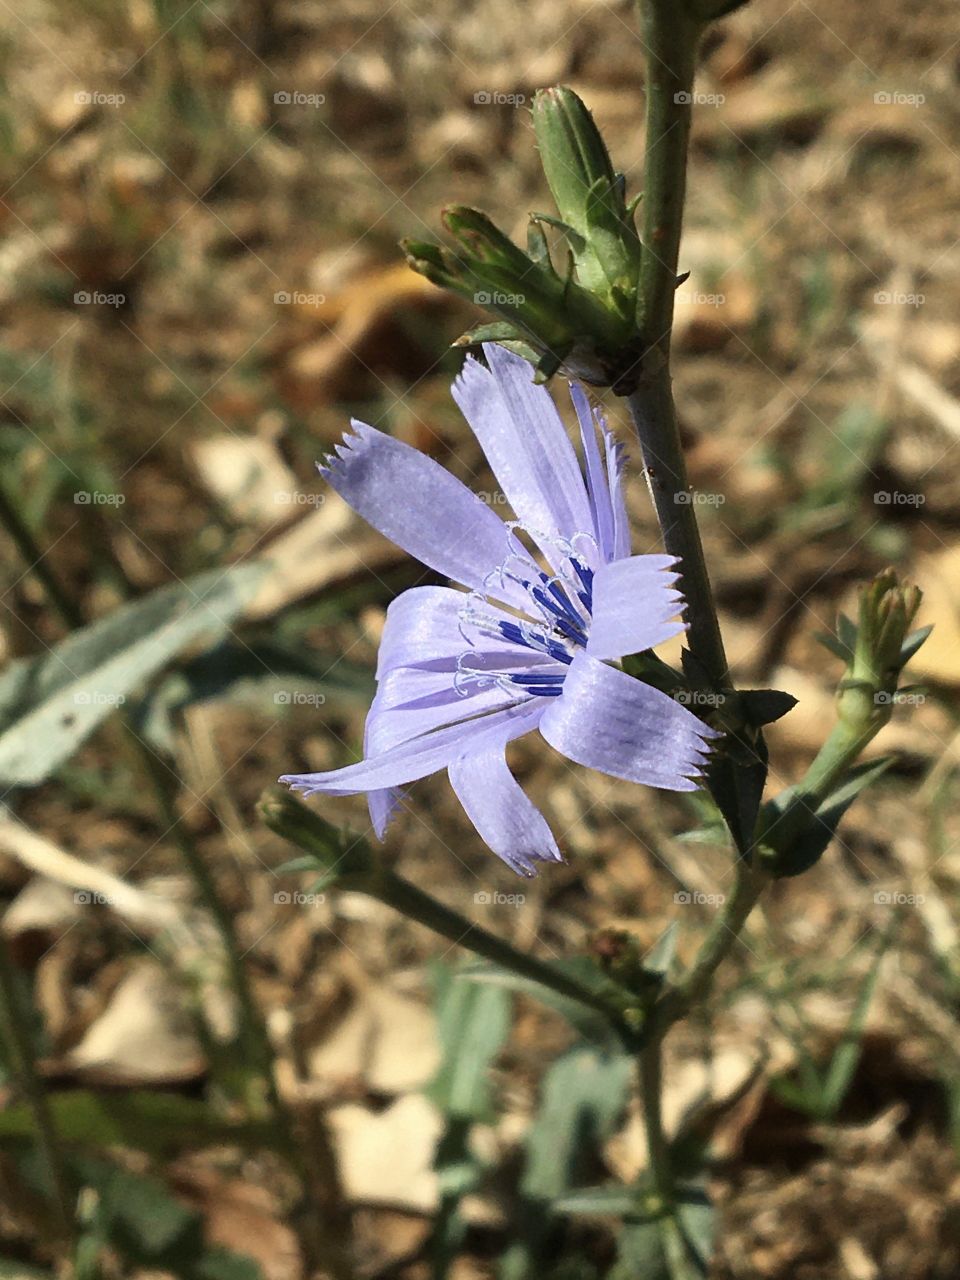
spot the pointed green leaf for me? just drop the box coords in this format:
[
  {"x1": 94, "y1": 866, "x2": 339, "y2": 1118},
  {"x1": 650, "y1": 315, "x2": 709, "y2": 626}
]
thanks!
[
  {"x1": 738, "y1": 688, "x2": 798, "y2": 727},
  {"x1": 762, "y1": 757, "x2": 895, "y2": 878},
  {"x1": 899, "y1": 625, "x2": 932, "y2": 668}
]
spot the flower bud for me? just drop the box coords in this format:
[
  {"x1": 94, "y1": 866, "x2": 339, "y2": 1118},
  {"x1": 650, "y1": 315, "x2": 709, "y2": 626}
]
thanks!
[
  {"x1": 403, "y1": 85, "x2": 652, "y2": 391},
  {"x1": 532, "y1": 87, "x2": 642, "y2": 311},
  {"x1": 848, "y1": 568, "x2": 923, "y2": 705}
]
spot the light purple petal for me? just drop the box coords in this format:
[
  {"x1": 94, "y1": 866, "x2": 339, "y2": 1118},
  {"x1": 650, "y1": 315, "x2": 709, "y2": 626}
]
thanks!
[
  {"x1": 585, "y1": 555, "x2": 685, "y2": 660},
  {"x1": 367, "y1": 668, "x2": 516, "y2": 755},
  {"x1": 569, "y1": 383, "x2": 616, "y2": 563},
  {"x1": 603, "y1": 424, "x2": 630, "y2": 560},
  {"x1": 449, "y1": 746, "x2": 563, "y2": 877},
  {"x1": 367, "y1": 787, "x2": 400, "y2": 839},
  {"x1": 539, "y1": 653, "x2": 717, "y2": 790},
  {"x1": 451, "y1": 346, "x2": 593, "y2": 561},
  {"x1": 280, "y1": 700, "x2": 545, "y2": 797},
  {"x1": 375, "y1": 586, "x2": 525, "y2": 680},
  {"x1": 322, "y1": 423, "x2": 526, "y2": 609}
]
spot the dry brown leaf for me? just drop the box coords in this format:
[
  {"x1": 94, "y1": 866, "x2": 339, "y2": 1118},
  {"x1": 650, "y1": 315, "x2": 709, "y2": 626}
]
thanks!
[
  {"x1": 1, "y1": 878, "x2": 80, "y2": 940},
  {"x1": 191, "y1": 435, "x2": 300, "y2": 529},
  {"x1": 309, "y1": 985, "x2": 440, "y2": 1095},
  {"x1": 328, "y1": 1093, "x2": 443, "y2": 1212},
  {"x1": 65, "y1": 960, "x2": 206, "y2": 1085},
  {"x1": 245, "y1": 495, "x2": 402, "y2": 620},
  {"x1": 897, "y1": 547, "x2": 960, "y2": 686},
  {"x1": 172, "y1": 1164, "x2": 302, "y2": 1280}
]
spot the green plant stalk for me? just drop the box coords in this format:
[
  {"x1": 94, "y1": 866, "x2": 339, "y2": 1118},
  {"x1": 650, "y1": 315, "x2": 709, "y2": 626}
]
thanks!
[
  {"x1": 373, "y1": 872, "x2": 622, "y2": 1020},
  {"x1": 652, "y1": 857, "x2": 770, "y2": 1033},
  {"x1": 0, "y1": 487, "x2": 350, "y2": 1279},
  {"x1": 625, "y1": 1, "x2": 753, "y2": 1227},
  {"x1": 636, "y1": 1, "x2": 701, "y2": 361},
  {"x1": 638, "y1": 1035, "x2": 673, "y2": 1203},
  {"x1": 261, "y1": 791, "x2": 624, "y2": 1028},
  {"x1": 0, "y1": 930, "x2": 74, "y2": 1239},
  {"x1": 629, "y1": 855, "x2": 767, "y2": 1224},
  {"x1": 762, "y1": 679, "x2": 887, "y2": 859},
  {"x1": 0, "y1": 480, "x2": 85, "y2": 629},
  {"x1": 627, "y1": 1, "x2": 728, "y2": 691}
]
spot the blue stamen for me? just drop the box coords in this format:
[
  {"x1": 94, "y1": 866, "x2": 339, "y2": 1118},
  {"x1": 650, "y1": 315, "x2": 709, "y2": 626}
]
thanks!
[
  {"x1": 530, "y1": 587, "x2": 587, "y2": 645},
  {"x1": 571, "y1": 560, "x2": 594, "y2": 610}
]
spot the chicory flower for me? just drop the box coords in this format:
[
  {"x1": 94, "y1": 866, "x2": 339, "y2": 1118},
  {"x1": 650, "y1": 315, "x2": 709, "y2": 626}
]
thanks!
[{"x1": 280, "y1": 345, "x2": 717, "y2": 875}]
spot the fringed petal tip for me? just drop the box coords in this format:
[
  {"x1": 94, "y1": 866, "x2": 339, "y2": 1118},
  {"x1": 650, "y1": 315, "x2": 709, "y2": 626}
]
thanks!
[
  {"x1": 502, "y1": 846, "x2": 567, "y2": 878},
  {"x1": 278, "y1": 773, "x2": 320, "y2": 795}
]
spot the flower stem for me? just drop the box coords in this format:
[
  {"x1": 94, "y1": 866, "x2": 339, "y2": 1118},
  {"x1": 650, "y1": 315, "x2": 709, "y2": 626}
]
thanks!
[
  {"x1": 260, "y1": 789, "x2": 624, "y2": 1028},
  {"x1": 652, "y1": 856, "x2": 769, "y2": 1033},
  {"x1": 625, "y1": 384, "x2": 727, "y2": 689},
  {"x1": 638, "y1": 1035, "x2": 673, "y2": 1203},
  {"x1": 0, "y1": 930, "x2": 74, "y2": 1240},
  {"x1": 626, "y1": 2, "x2": 729, "y2": 691},
  {"x1": 376, "y1": 873, "x2": 618, "y2": 1017},
  {"x1": 637, "y1": 1, "x2": 701, "y2": 360}
]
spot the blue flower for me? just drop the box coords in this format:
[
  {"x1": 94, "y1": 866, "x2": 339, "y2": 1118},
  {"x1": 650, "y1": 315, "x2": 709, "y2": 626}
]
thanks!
[{"x1": 280, "y1": 345, "x2": 718, "y2": 875}]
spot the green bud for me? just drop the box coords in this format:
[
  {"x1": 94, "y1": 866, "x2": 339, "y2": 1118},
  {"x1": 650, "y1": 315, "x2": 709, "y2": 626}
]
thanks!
[
  {"x1": 258, "y1": 787, "x2": 377, "y2": 888},
  {"x1": 403, "y1": 85, "x2": 654, "y2": 391},
  {"x1": 532, "y1": 87, "x2": 642, "y2": 309},
  {"x1": 845, "y1": 568, "x2": 923, "y2": 717}
]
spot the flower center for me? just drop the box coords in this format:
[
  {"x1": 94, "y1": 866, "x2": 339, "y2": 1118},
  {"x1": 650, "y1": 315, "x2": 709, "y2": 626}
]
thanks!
[{"x1": 454, "y1": 526, "x2": 596, "y2": 700}]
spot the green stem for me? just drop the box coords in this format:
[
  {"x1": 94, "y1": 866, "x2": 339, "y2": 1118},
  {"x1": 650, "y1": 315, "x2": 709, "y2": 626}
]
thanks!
[
  {"x1": 638, "y1": 1035, "x2": 673, "y2": 1203},
  {"x1": 0, "y1": 930, "x2": 74, "y2": 1239},
  {"x1": 760, "y1": 683, "x2": 886, "y2": 861},
  {"x1": 0, "y1": 481, "x2": 84, "y2": 629},
  {"x1": 625, "y1": 383, "x2": 728, "y2": 690},
  {"x1": 627, "y1": 2, "x2": 728, "y2": 691},
  {"x1": 637, "y1": 1, "x2": 701, "y2": 359},
  {"x1": 375, "y1": 873, "x2": 619, "y2": 1019},
  {"x1": 261, "y1": 790, "x2": 624, "y2": 1029},
  {"x1": 652, "y1": 857, "x2": 769, "y2": 1034}
]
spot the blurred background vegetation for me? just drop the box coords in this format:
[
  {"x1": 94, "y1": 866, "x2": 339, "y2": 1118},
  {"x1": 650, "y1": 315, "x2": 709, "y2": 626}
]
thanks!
[{"x1": 0, "y1": 0, "x2": 959, "y2": 1276}]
